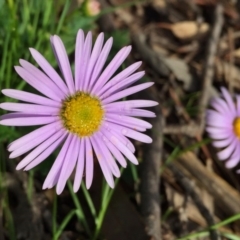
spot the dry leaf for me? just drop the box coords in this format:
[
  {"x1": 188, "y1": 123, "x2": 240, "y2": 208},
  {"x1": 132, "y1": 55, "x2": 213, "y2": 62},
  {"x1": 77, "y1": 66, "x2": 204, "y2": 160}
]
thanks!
[
  {"x1": 164, "y1": 57, "x2": 193, "y2": 90},
  {"x1": 234, "y1": 48, "x2": 240, "y2": 58},
  {"x1": 171, "y1": 21, "x2": 209, "y2": 39},
  {"x1": 216, "y1": 60, "x2": 240, "y2": 88}
]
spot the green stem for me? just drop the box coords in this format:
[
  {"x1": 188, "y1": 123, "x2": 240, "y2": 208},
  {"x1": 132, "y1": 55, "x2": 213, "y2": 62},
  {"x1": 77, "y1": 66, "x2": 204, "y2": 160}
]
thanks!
[
  {"x1": 67, "y1": 181, "x2": 91, "y2": 237},
  {"x1": 93, "y1": 168, "x2": 124, "y2": 240}
]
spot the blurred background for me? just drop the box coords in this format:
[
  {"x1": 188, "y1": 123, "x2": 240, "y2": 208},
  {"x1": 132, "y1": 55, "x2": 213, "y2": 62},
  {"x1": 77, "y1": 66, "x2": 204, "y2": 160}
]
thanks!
[{"x1": 0, "y1": 0, "x2": 240, "y2": 239}]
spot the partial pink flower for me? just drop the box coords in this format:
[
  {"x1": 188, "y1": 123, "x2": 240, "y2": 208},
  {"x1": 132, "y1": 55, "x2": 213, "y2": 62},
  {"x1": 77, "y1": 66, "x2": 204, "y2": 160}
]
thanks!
[
  {"x1": 0, "y1": 29, "x2": 157, "y2": 194},
  {"x1": 85, "y1": 0, "x2": 100, "y2": 16},
  {"x1": 206, "y1": 87, "x2": 240, "y2": 172}
]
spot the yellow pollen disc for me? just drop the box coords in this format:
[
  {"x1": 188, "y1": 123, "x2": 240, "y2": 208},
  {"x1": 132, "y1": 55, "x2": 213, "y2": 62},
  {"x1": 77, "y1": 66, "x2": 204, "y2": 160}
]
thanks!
[
  {"x1": 233, "y1": 117, "x2": 240, "y2": 138},
  {"x1": 60, "y1": 92, "x2": 104, "y2": 137}
]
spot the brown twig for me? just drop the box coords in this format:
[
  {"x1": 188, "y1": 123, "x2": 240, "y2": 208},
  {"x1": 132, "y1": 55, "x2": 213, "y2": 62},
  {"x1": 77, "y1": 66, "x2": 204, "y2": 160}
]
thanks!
[
  {"x1": 131, "y1": 29, "x2": 171, "y2": 79},
  {"x1": 140, "y1": 102, "x2": 163, "y2": 240},
  {"x1": 97, "y1": 0, "x2": 116, "y2": 32},
  {"x1": 163, "y1": 124, "x2": 200, "y2": 137},
  {"x1": 2, "y1": 173, "x2": 44, "y2": 240},
  {"x1": 0, "y1": 202, "x2": 5, "y2": 240},
  {"x1": 169, "y1": 164, "x2": 220, "y2": 240},
  {"x1": 198, "y1": 3, "x2": 224, "y2": 133},
  {"x1": 227, "y1": 27, "x2": 235, "y2": 93}
]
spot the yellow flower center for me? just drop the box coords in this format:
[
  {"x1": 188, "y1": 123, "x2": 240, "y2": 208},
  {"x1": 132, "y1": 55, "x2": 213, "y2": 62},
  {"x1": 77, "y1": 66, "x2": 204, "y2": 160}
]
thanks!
[
  {"x1": 60, "y1": 92, "x2": 104, "y2": 137},
  {"x1": 233, "y1": 117, "x2": 240, "y2": 138}
]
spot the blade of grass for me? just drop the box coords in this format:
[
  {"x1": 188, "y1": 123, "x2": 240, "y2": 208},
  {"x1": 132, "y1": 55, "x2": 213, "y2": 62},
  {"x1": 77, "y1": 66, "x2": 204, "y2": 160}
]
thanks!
[
  {"x1": 81, "y1": 182, "x2": 97, "y2": 219},
  {"x1": 54, "y1": 209, "x2": 76, "y2": 240},
  {"x1": 160, "y1": 146, "x2": 180, "y2": 174},
  {"x1": 130, "y1": 162, "x2": 138, "y2": 183},
  {"x1": 2, "y1": 196, "x2": 16, "y2": 240},
  {"x1": 27, "y1": 170, "x2": 34, "y2": 201},
  {"x1": 221, "y1": 232, "x2": 240, "y2": 240},
  {"x1": 31, "y1": 1, "x2": 41, "y2": 43},
  {"x1": 52, "y1": 192, "x2": 57, "y2": 240},
  {"x1": 67, "y1": 180, "x2": 91, "y2": 237},
  {"x1": 0, "y1": 30, "x2": 10, "y2": 87},
  {"x1": 43, "y1": 0, "x2": 53, "y2": 27},
  {"x1": 178, "y1": 214, "x2": 240, "y2": 240},
  {"x1": 93, "y1": 168, "x2": 124, "y2": 240},
  {"x1": 56, "y1": 0, "x2": 70, "y2": 34}
]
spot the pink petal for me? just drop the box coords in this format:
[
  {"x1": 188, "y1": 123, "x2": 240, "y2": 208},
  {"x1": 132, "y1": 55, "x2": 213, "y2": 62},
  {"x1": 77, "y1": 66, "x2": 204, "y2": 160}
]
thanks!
[
  {"x1": 73, "y1": 138, "x2": 85, "y2": 192},
  {"x1": 2, "y1": 89, "x2": 60, "y2": 108},
  {"x1": 43, "y1": 134, "x2": 72, "y2": 190},
  {"x1": 52, "y1": 35, "x2": 75, "y2": 94},
  {"x1": 85, "y1": 137, "x2": 94, "y2": 189},
  {"x1": 29, "y1": 48, "x2": 68, "y2": 95}
]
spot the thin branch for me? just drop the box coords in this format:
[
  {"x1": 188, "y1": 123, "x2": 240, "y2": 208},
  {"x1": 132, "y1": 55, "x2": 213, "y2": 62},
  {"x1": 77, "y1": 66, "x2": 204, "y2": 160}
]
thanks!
[
  {"x1": 169, "y1": 164, "x2": 221, "y2": 240},
  {"x1": 131, "y1": 29, "x2": 170, "y2": 78},
  {"x1": 140, "y1": 103, "x2": 163, "y2": 240},
  {"x1": 198, "y1": 3, "x2": 224, "y2": 132},
  {"x1": 163, "y1": 124, "x2": 200, "y2": 137}
]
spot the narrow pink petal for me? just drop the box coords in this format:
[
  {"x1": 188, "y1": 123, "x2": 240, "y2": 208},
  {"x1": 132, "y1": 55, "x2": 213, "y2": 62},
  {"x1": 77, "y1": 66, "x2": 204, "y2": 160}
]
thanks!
[
  {"x1": 97, "y1": 61, "x2": 142, "y2": 97},
  {"x1": 56, "y1": 135, "x2": 79, "y2": 194},
  {"x1": 91, "y1": 136, "x2": 114, "y2": 188},
  {"x1": 206, "y1": 109, "x2": 233, "y2": 124},
  {"x1": 104, "y1": 100, "x2": 158, "y2": 109},
  {"x1": 0, "y1": 115, "x2": 58, "y2": 126},
  {"x1": 92, "y1": 46, "x2": 132, "y2": 94},
  {"x1": 101, "y1": 71, "x2": 145, "y2": 100},
  {"x1": 88, "y1": 37, "x2": 113, "y2": 91},
  {"x1": 8, "y1": 121, "x2": 62, "y2": 151},
  {"x1": 0, "y1": 103, "x2": 58, "y2": 115},
  {"x1": 46, "y1": 170, "x2": 61, "y2": 189},
  {"x1": 42, "y1": 134, "x2": 72, "y2": 190},
  {"x1": 29, "y1": 48, "x2": 68, "y2": 95},
  {"x1": 206, "y1": 126, "x2": 232, "y2": 135},
  {"x1": 225, "y1": 142, "x2": 240, "y2": 168},
  {"x1": 20, "y1": 59, "x2": 65, "y2": 99},
  {"x1": 73, "y1": 138, "x2": 85, "y2": 192},
  {"x1": 95, "y1": 132, "x2": 120, "y2": 177},
  {"x1": 1, "y1": 113, "x2": 46, "y2": 120},
  {"x1": 100, "y1": 132, "x2": 127, "y2": 167},
  {"x1": 102, "y1": 82, "x2": 154, "y2": 105},
  {"x1": 75, "y1": 29, "x2": 85, "y2": 89},
  {"x1": 84, "y1": 33, "x2": 104, "y2": 92},
  {"x1": 77, "y1": 32, "x2": 92, "y2": 90},
  {"x1": 210, "y1": 97, "x2": 230, "y2": 114},
  {"x1": 217, "y1": 138, "x2": 238, "y2": 160},
  {"x1": 10, "y1": 124, "x2": 60, "y2": 158},
  {"x1": 103, "y1": 122, "x2": 135, "y2": 152},
  {"x1": 212, "y1": 133, "x2": 235, "y2": 148},
  {"x1": 106, "y1": 113, "x2": 152, "y2": 129},
  {"x1": 16, "y1": 129, "x2": 66, "y2": 170},
  {"x1": 2, "y1": 89, "x2": 60, "y2": 108},
  {"x1": 106, "y1": 108, "x2": 156, "y2": 118},
  {"x1": 52, "y1": 35, "x2": 75, "y2": 94},
  {"x1": 102, "y1": 127, "x2": 138, "y2": 165},
  {"x1": 206, "y1": 110, "x2": 233, "y2": 128},
  {"x1": 85, "y1": 137, "x2": 94, "y2": 189},
  {"x1": 237, "y1": 96, "x2": 240, "y2": 116},
  {"x1": 81, "y1": 32, "x2": 93, "y2": 91},
  {"x1": 15, "y1": 66, "x2": 60, "y2": 101},
  {"x1": 121, "y1": 127, "x2": 152, "y2": 143},
  {"x1": 226, "y1": 156, "x2": 240, "y2": 168},
  {"x1": 24, "y1": 132, "x2": 67, "y2": 171},
  {"x1": 208, "y1": 132, "x2": 233, "y2": 140},
  {"x1": 221, "y1": 87, "x2": 237, "y2": 116},
  {"x1": 105, "y1": 117, "x2": 146, "y2": 132}
]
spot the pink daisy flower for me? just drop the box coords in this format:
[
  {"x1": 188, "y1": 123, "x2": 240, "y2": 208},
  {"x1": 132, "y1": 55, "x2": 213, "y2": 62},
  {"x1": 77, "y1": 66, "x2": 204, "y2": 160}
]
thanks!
[
  {"x1": 85, "y1": 0, "x2": 101, "y2": 16},
  {"x1": 206, "y1": 87, "x2": 240, "y2": 171},
  {"x1": 0, "y1": 30, "x2": 157, "y2": 194}
]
